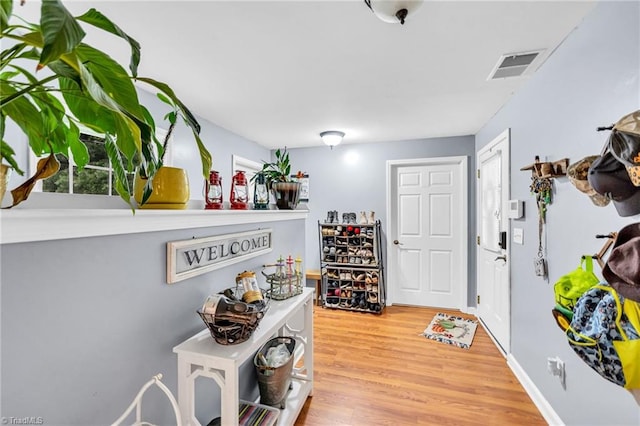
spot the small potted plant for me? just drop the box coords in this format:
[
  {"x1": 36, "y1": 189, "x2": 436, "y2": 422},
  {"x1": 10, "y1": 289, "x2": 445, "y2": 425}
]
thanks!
[{"x1": 254, "y1": 148, "x2": 302, "y2": 210}]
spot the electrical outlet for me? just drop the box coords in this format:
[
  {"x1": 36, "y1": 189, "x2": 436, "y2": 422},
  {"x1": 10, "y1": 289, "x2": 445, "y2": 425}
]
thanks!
[
  {"x1": 547, "y1": 356, "x2": 566, "y2": 389},
  {"x1": 513, "y1": 228, "x2": 524, "y2": 245}
]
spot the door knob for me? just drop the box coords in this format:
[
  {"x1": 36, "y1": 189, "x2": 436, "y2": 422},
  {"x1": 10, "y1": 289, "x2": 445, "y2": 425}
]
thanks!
[
  {"x1": 393, "y1": 240, "x2": 403, "y2": 246},
  {"x1": 494, "y1": 255, "x2": 507, "y2": 262}
]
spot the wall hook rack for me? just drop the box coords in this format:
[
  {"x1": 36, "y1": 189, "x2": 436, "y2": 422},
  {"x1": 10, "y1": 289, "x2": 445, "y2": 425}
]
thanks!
[
  {"x1": 520, "y1": 155, "x2": 569, "y2": 178},
  {"x1": 593, "y1": 232, "x2": 617, "y2": 269}
]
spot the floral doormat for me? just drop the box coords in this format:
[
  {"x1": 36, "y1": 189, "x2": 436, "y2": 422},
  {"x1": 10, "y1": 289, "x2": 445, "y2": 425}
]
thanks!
[{"x1": 422, "y1": 313, "x2": 478, "y2": 349}]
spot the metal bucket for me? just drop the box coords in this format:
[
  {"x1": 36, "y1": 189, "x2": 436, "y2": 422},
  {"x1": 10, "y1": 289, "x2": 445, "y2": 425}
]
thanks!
[{"x1": 254, "y1": 336, "x2": 296, "y2": 409}]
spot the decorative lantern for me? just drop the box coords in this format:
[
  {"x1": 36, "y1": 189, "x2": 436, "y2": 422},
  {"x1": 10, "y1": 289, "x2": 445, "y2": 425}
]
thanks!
[
  {"x1": 253, "y1": 172, "x2": 269, "y2": 210},
  {"x1": 205, "y1": 170, "x2": 223, "y2": 210},
  {"x1": 230, "y1": 170, "x2": 249, "y2": 210}
]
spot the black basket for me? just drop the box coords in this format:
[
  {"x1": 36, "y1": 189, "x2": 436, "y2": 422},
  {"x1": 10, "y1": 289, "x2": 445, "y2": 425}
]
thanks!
[{"x1": 198, "y1": 288, "x2": 269, "y2": 345}]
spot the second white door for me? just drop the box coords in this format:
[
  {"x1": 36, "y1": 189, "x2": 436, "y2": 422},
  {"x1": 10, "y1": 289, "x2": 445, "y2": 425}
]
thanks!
[
  {"x1": 387, "y1": 157, "x2": 467, "y2": 309},
  {"x1": 476, "y1": 129, "x2": 511, "y2": 354}
]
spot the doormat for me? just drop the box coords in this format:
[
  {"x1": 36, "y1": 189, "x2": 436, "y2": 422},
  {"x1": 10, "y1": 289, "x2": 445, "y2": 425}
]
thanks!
[{"x1": 422, "y1": 313, "x2": 478, "y2": 349}]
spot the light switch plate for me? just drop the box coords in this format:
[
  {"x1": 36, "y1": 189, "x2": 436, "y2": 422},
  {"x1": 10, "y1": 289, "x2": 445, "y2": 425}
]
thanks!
[{"x1": 513, "y1": 228, "x2": 524, "y2": 245}]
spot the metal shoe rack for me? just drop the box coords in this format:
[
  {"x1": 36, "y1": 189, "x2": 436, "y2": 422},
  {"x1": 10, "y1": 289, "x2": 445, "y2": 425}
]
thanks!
[{"x1": 317, "y1": 220, "x2": 385, "y2": 314}]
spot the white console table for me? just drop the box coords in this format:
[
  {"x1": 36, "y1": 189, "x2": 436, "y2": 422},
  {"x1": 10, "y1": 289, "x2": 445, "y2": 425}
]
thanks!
[{"x1": 173, "y1": 288, "x2": 314, "y2": 426}]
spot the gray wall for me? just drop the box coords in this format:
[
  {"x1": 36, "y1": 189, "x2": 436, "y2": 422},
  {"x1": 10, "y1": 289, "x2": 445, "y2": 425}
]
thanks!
[
  {"x1": 1, "y1": 220, "x2": 306, "y2": 425},
  {"x1": 287, "y1": 136, "x2": 476, "y2": 304},
  {"x1": 476, "y1": 1, "x2": 640, "y2": 425}
]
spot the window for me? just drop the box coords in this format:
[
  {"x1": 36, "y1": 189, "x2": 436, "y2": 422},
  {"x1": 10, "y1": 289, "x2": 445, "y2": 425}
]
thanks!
[
  {"x1": 35, "y1": 129, "x2": 169, "y2": 196},
  {"x1": 42, "y1": 134, "x2": 126, "y2": 195}
]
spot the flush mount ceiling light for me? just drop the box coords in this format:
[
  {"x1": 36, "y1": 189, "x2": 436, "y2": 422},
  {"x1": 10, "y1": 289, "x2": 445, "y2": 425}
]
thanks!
[
  {"x1": 364, "y1": 0, "x2": 424, "y2": 25},
  {"x1": 320, "y1": 131, "x2": 345, "y2": 149}
]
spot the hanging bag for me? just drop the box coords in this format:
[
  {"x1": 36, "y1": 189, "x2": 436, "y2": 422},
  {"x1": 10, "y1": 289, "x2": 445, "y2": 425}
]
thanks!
[
  {"x1": 553, "y1": 255, "x2": 600, "y2": 313},
  {"x1": 566, "y1": 284, "x2": 640, "y2": 389}
]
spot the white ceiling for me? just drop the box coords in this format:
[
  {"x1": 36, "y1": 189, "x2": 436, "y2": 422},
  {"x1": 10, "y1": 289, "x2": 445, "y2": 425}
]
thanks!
[{"x1": 14, "y1": 1, "x2": 596, "y2": 149}]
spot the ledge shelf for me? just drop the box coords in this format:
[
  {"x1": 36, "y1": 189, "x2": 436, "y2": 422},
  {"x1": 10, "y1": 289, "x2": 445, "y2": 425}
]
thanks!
[{"x1": 0, "y1": 208, "x2": 309, "y2": 245}]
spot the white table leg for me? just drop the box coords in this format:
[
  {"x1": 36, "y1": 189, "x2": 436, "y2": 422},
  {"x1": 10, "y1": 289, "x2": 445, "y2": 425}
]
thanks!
[{"x1": 221, "y1": 366, "x2": 239, "y2": 426}]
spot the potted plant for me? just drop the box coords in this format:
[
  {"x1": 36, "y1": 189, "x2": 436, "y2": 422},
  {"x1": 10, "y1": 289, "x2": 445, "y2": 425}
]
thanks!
[
  {"x1": 254, "y1": 148, "x2": 302, "y2": 210},
  {"x1": 0, "y1": 0, "x2": 212, "y2": 209}
]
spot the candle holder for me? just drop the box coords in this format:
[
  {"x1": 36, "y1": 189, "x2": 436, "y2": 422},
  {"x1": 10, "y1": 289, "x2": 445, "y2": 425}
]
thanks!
[
  {"x1": 253, "y1": 172, "x2": 269, "y2": 210},
  {"x1": 205, "y1": 170, "x2": 223, "y2": 210},
  {"x1": 230, "y1": 170, "x2": 249, "y2": 210}
]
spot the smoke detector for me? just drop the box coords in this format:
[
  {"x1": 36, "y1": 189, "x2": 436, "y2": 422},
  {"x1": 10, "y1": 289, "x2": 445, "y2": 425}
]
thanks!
[{"x1": 488, "y1": 50, "x2": 544, "y2": 80}]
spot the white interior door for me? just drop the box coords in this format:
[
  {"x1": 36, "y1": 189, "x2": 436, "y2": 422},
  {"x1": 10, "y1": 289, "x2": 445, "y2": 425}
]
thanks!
[
  {"x1": 387, "y1": 157, "x2": 468, "y2": 309},
  {"x1": 477, "y1": 129, "x2": 511, "y2": 354}
]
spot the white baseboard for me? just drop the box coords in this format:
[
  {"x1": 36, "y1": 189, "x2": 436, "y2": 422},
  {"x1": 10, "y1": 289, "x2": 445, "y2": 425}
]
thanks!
[
  {"x1": 462, "y1": 306, "x2": 476, "y2": 315},
  {"x1": 507, "y1": 354, "x2": 564, "y2": 426}
]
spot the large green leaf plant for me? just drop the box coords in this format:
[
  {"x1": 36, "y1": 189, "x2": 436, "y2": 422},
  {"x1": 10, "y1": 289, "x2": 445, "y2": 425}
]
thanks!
[{"x1": 0, "y1": 0, "x2": 212, "y2": 208}]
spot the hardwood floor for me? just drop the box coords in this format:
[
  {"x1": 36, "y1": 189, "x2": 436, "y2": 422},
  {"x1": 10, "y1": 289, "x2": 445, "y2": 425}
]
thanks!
[{"x1": 295, "y1": 305, "x2": 545, "y2": 426}]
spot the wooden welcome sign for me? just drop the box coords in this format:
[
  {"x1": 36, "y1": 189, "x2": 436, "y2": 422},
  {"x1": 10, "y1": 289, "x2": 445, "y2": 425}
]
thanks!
[{"x1": 167, "y1": 229, "x2": 272, "y2": 283}]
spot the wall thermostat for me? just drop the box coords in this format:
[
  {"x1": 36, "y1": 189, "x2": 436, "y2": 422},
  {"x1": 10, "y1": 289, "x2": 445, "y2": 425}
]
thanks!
[{"x1": 508, "y1": 200, "x2": 524, "y2": 219}]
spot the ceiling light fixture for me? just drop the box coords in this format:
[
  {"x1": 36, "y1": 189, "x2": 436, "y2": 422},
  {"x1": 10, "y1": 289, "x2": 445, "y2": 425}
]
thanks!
[
  {"x1": 363, "y1": 0, "x2": 424, "y2": 25},
  {"x1": 320, "y1": 131, "x2": 345, "y2": 149}
]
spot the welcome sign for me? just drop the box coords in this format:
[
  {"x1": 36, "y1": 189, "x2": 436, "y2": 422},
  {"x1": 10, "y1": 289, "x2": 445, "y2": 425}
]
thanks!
[{"x1": 167, "y1": 229, "x2": 272, "y2": 283}]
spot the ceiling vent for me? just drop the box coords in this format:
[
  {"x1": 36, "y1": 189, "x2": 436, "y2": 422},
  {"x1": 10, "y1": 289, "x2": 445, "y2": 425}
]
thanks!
[{"x1": 488, "y1": 50, "x2": 543, "y2": 80}]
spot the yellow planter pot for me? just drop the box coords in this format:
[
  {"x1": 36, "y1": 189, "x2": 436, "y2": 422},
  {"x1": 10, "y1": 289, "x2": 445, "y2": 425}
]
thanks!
[{"x1": 134, "y1": 166, "x2": 190, "y2": 209}]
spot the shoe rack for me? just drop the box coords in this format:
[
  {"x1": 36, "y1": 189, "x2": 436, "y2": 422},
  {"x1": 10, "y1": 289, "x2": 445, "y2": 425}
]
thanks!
[{"x1": 317, "y1": 219, "x2": 385, "y2": 314}]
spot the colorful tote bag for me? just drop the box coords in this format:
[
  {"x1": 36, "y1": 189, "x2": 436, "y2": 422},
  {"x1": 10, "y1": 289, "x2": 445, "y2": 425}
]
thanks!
[
  {"x1": 566, "y1": 283, "x2": 640, "y2": 389},
  {"x1": 554, "y1": 255, "x2": 600, "y2": 312}
]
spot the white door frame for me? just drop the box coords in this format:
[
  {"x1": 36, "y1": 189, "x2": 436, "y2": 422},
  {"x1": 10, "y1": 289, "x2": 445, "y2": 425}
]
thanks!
[
  {"x1": 476, "y1": 129, "x2": 511, "y2": 355},
  {"x1": 386, "y1": 156, "x2": 468, "y2": 308}
]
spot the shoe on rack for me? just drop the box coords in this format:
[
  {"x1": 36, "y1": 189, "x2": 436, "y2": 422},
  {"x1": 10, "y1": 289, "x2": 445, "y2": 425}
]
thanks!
[
  {"x1": 359, "y1": 211, "x2": 368, "y2": 225},
  {"x1": 342, "y1": 213, "x2": 349, "y2": 224},
  {"x1": 359, "y1": 296, "x2": 367, "y2": 309},
  {"x1": 332, "y1": 210, "x2": 339, "y2": 224},
  {"x1": 350, "y1": 212, "x2": 357, "y2": 224},
  {"x1": 368, "y1": 211, "x2": 375, "y2": 224},
  {"x1": 325, "y1": 211, "x2": 333, "y2": 223}
]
